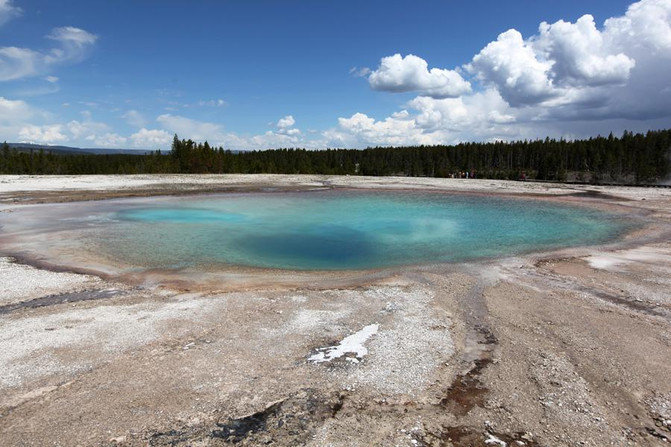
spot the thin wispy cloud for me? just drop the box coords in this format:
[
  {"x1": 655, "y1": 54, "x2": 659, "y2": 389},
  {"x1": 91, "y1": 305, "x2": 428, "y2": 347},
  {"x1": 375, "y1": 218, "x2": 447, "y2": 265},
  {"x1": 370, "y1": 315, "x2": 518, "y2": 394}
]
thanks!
[
  {"x1": 0, "y1": 0, "x2": 21, "y2": 27},
  {"x1": 0, "y1": 26, "x2": 97, "y2": 81}
]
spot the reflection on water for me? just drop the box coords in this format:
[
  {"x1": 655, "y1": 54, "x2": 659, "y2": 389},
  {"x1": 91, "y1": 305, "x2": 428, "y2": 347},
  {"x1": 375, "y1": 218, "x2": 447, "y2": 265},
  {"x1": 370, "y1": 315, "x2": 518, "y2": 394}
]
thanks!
[{"x1": 0, "y1": 190, "x2": 630, "y2": 271}]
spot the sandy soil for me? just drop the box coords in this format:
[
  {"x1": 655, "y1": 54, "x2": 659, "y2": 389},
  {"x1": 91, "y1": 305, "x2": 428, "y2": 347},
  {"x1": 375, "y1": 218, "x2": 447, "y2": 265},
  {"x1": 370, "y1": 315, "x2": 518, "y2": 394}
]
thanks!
[{"x1": 1, "y1": 174, "x2": 670, "y2": 447}]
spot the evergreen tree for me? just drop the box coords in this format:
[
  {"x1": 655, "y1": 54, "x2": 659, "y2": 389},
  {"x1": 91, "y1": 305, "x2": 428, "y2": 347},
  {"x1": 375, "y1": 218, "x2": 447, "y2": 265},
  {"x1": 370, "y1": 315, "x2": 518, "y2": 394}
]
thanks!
[{"x1": 1, "y1": 130, "x2": 670, "y2": 184}]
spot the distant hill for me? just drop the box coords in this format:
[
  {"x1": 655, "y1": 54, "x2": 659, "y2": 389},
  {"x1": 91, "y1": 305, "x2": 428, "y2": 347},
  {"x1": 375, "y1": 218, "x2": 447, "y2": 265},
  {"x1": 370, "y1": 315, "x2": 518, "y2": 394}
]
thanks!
[{"x1": 5, "y1": 142, "x2": 153, "y2": 155}]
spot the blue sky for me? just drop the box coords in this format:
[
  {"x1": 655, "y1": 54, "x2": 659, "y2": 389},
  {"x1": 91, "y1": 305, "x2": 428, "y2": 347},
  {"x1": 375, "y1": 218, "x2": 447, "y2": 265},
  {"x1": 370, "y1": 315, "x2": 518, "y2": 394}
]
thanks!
[{"x1": 1, "y1": 0, "x2": 670, "y2": 150}]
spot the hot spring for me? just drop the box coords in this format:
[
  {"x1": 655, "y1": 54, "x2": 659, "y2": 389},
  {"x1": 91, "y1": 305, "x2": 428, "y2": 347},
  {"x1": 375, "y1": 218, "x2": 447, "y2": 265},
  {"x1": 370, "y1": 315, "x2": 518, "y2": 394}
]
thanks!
[{"x1": 0, "y1": 190, "x2": 630, "y2": 271}]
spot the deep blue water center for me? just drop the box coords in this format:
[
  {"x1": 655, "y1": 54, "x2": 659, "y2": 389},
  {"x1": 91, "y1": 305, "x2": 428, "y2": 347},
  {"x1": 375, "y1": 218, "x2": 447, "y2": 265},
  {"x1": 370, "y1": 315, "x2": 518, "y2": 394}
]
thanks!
[{"x1": 103, "y1": 190, "x2": 626, "y2": 270}]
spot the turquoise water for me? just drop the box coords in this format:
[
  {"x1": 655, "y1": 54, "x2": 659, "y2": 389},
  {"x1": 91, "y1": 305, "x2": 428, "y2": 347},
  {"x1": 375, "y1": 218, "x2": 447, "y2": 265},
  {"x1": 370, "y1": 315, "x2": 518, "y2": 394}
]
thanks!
[{"x1": 88, "y1": 190, "x2": 627, "y2": 270}]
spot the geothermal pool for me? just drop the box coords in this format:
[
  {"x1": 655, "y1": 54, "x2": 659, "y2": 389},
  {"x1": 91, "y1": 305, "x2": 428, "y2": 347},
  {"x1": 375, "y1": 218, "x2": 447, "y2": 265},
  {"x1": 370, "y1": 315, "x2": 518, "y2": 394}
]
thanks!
[{"x1": 0, "y1": 190, "x2": 629, "y2": 271}]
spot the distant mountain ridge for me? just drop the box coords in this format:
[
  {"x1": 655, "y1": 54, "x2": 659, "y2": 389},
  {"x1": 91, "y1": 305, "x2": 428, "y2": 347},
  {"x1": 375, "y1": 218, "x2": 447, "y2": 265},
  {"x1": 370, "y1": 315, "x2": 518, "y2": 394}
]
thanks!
[{"x1": 5, "y1": 142, "x2": 153, "y2": 155}]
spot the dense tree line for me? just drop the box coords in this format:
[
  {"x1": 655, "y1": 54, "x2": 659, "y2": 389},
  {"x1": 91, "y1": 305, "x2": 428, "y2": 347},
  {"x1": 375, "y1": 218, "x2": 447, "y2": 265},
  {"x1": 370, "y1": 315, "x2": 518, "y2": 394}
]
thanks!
[{"x1": 1, "y1": 130, "x2": 670, "y2": 184}]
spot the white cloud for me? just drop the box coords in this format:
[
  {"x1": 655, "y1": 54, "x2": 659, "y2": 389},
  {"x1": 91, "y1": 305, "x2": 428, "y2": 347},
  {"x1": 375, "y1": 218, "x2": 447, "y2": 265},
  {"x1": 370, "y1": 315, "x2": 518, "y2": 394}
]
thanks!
[
  {"x1": 44, "y1": 27, "x2": 97, "y2": 67},
  {"x1": 273, "y1": 115, "x2": 301, "y2": 138},
  {"x1": 368, "y1": 53, "x2": 471, "y2": 98},
  {"x1": 245, "y1": 130, "x2": 303, "y2": 148},
  {"x1": 605, "y1": 0, "x2": 671, "y2": 51},
  {"x1": 0, "y1": 96, "x2": 43, "y2": 140},
  {"x1": 46, "y1": 26, "x2": 97, "y2": 47},
  {"x1": 0, "y1": 0, "x2": 20, "y2": 27},
  {"x1": 276, "y1": 115, "x2": 295, "y2": 129},
  {"x1": 0, "y1": 96, "x2": 34, "y2": 122},
  {"x1": 322, "y1": 112, "x2": 436, "y2": 148},
  {"x1": 321, "y1": 82, "x2": 669, "y2": 149},
  {"x1": 464, "y1": 0, "x2": 671, "y2": 114},
  {"x1": 330, "y1": 0, "x2": 671, "y2": 147},
  {"x1": 467, "y1": 29, "x2": 556, "y2": 106},
  {"x1": 0, "y1": 47, "x2": 40, "y2": 81},
  {"x1": 29, "y1": 115, "x2": 129, "y2": 147},
  {"x1": 6, "y1": 102, "x2": 300, "y2": 150},
  {"x1": 0, "y1": 98, "x2": 121, "y2": 147},
  {"x1": 45, "y1": 75, "x2": 59, "y2": 83},
  {"x1": 411, "y1": 89, "x2": 517, "y2": 131},
  {"x1": 337, "y1": 0, "x2": 671, "y2": 146},
  {"x1": 90, "y1": 133, "x2": 127, "y2": 148},
  {"x1": 535, "y1": 15, "x2": 635, "y2": 87},
  {"x1": 156, "y1": 114, "x2": 223, "y2": 141},
  {"x1": 130, "y1": 128, "x2": 173, "y2": 148},
  {"x1": 0, "y1": 26, "x2": 97, "y2": 81},
  {"x1": 18, "y1": 124, "x2": 67, "y2": 144},
  {"x1": 151, "y1": 113, "x2": 305, "y2": 150},
  {"x1": 66, "y1": 118, "x2": 109, "y2": 140}
]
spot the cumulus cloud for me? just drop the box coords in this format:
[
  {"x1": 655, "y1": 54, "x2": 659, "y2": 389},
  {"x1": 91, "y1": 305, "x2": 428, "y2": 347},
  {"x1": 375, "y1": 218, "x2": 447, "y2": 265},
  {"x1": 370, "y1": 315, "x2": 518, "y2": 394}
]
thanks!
[
  {"x1": 1, "y1": 97, "x2": 118, "y2": 147},
  {"x1": 18, "y1": 124, "x2": 67, "y2": 143},
  {"x1": 465, "y1": 0, "x2": 671, "y2": 114},
  {"x1": 535, "y1": 15, "x2": 635, "y2": 87},
  {"x1": 89, "y1": 133, "x2": 127, "y2": 148},
  {"x1": 245, "y1": 130, "x2": 303, "y2": 148},
  {"x1": 0, "y1": 0, "x2": 20, "y2": 27},
  {"x1": 0, "y1": 26, "x2": 97, "y2": 81},
  {"x1": 464, "y1": 16, "x2": 637, "y2": 107},
  {"x1": 275, "y1": 115, "x2": 301, "y2": 136},
  {"x1": 0, "y1": 96, "x2": 33, "y2": 122},
  {"x1": 1, "y1": 100, "x2": 137, "y2": 147},
  {"x1": 368, "y1": 53, "x2": 471, "y2": 98},
  {"x1": 319, "y1": 90, "x2": 520, "y2": 148},
  {"x1": 411, "y1": 89, "x2": 517, "y2": 132},
  {"x1": 322, "y1": 111, "x2": 435, "y2": 148},
  {"x1": 337, "y1": 0, "x2": 671, "y2": 147},
  {"x1": 67, "y1": 119, "x2": 107, "y2": 138},
  {"x1": 13, "y1": 113, "x2": 129, "y2": 146},
  {"x1": 276, "y1": 115, "x2": 295, "y2": 129},
  {"x1": 467, "y1": 29, "x2": 556, "y2": 106},
  {"x1": 606, "y1": 0, "x2": 671, "y2": 51},
  {"x1": 130, "y1": 128, "x2": 172, "y2": 148},
  {"x1": 0, "y1": 96, "x2": 44, "y2": 140}
]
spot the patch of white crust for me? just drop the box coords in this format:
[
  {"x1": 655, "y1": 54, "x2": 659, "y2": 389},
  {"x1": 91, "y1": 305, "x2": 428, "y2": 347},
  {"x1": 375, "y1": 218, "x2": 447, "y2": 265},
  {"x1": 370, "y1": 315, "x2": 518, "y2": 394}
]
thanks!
[
  {"x1": 0, "y1": 257, "x2": 101, "y2": 306},
  {"x1": 586, "y1": 247, "x2": 671, "y2": 271},
  {"x1": 308, "y1": 324, "x2": 379, "y2": 364}
]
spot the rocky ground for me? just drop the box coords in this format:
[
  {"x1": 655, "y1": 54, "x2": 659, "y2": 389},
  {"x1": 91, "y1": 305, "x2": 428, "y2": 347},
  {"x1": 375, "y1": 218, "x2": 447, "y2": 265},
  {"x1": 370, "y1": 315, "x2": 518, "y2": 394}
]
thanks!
[{"x1": 0, "y1": 175, "x2": 670, "y2": 446}]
